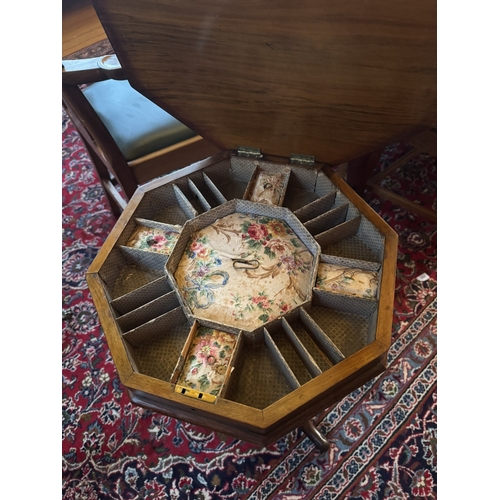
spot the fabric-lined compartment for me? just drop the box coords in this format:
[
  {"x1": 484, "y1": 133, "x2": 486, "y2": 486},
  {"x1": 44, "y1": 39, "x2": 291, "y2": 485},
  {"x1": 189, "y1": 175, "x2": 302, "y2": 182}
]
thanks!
[
  {"x1": 202, "y1": 172, "x2": 228, "y2": 206},
  {"x1": 243, "y1": 163, "x2": 291, "y2": 206},
  {"x1": 117, "y1": 290, "x2": 180, "y2": 333},
  {"x1": 202, "y1": 156, "x2": 256, "y2": 200},
  {"x1": 187, "y1": 172, "x2": 227, "y2": 211},
  {"x1": 110, "y1": 275, "x2": 173, "y2": 316},
  {"x1": 132, "y1": 182, "x2": 198, "y2": 225},
  {"x1": 315, "y1": 255, "x2": 381, "y2": 300},
  {"x1": 187, "y1": 178, "x2": 212, "y2": 212},
  {"x1": 297, "y1": 308, "x2": 345, "y2": 364},
  {"x1": 97, "y1": 246, "x2": 168, "y2": 299},
  {"x1": 217, "y1": 332, "x2": 244, "y2": 399},
  {"x1": 121, "y1": 307, "x2": 192, "y2": 382},
  {"x1": 169, "y1": 180, "x2": 208, "y2": 216},
  {"x1": 172, "y1": 322, "x2": 241, "y2": 402},
  {"x1": 279, "y1": 312, "x2": 333, "y2": 373},
  {"x1": 264, "y1": 320, "x2": 316, "y2": 385},
  {"x1": 315, "y1": 215, "x2": 384, "y2": 263},
  {"x1": 304, "y1": 203, "x2": 349, "y2": 236},
  {"x1": 116, "y1": 216, "x2": 181, "y2": 248},
  {"x1": 281, "y1": 166, "x2": 324, "y2": 212},
  {"x1": 293, "y1": 191, "x2": 338, "y2": 223},
  {"x1": 319, "y1": 254, "x2": 381, "y2": 272},
  {"x1": 263, "y1": 328, "x2": 301, "y2": 390},
  {"x1": 119, "y1": 218, "x2": 181, "y2": 256},
  {"x1": 304, "y1": 290, "x2": 378, "y2": 358},
  {"x1": 222, "y1": 333, "x2": 295, "y2": 409}
]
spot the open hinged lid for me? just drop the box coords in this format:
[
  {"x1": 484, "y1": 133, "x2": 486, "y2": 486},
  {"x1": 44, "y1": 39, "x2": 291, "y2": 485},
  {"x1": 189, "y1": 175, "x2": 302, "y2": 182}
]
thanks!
[{"x1": 92, "y1": 0, "x2": 436, "y2": 165}]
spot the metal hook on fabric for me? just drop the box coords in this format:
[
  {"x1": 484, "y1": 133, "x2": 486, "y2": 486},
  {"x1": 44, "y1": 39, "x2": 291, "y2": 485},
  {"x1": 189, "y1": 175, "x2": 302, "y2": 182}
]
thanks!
[{"x1": 232, "y1": 259, "x2": 260, "y2": 270}]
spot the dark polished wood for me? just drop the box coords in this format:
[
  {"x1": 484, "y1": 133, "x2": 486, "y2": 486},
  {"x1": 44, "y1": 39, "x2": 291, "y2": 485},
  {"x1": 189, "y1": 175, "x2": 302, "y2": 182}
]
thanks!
[{"x1": 92, "y1": 0, "x2": 436, "y2": 166}]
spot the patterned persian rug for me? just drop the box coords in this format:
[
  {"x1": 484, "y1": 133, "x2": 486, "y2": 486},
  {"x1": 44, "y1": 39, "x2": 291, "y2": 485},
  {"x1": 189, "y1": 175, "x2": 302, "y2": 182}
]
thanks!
[{"x1": 62, "y1": 41, "x2": 437, "y2": 500}]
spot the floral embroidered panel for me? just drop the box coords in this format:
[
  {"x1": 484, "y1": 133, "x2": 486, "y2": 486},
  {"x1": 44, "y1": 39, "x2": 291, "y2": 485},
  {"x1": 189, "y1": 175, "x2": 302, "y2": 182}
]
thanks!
[
  {"x1": 246, "y1": 170, "x2": 289, "y2": 205},
  {"x1": 174, "y1": 213, "x2": 314, "y2": 331},
  {"x1": 315, "y1": 263, "x2": 379, "y2": 299},
  {"x1": 126, "y1": 225, "x2": 180, "y2": 255},
  {"x1": 178, "y1": 327, "x2": 237, "y2": 397}
]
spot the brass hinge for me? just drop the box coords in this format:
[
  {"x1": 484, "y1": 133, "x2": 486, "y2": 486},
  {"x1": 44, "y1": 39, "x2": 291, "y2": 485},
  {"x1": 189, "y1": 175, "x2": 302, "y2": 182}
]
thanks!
[
  {"x1": 237, "y1": 146, "x2": 263, "y2": 159},
  {"x1": 290, "y1": 154, "x2": 315, "y2": 166}
]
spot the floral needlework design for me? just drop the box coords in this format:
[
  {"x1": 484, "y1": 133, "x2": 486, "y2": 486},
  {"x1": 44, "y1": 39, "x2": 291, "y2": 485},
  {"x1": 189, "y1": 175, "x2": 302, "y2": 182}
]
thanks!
[
  {"x1": 247, "y1": 170, "x2": 289, "y2": 205},
  {"x1": 174, "y1": 213, "x2": 315, "y2": 330},
  {"x1": 180, "y1": 234, "x2": 228, "y2": 310},
  {"x1": 126, "y1": 224, "x2": 179, "y2": 255},
  {"x1": 178, "y1": 327, "x2": 236, "y2": 397},
  {"x1": 315, "y1": 263, "x2": 379, "y2": 298}
]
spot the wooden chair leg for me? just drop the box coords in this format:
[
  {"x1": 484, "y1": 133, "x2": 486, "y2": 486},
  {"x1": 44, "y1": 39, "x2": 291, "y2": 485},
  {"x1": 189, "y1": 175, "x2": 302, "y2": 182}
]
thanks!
[
  {"x1": 101, "y1": 180, "x2": 125, "y2": 217},
  {"x1": 85, "y1": 143, "x2": 128, "y2": 215}
]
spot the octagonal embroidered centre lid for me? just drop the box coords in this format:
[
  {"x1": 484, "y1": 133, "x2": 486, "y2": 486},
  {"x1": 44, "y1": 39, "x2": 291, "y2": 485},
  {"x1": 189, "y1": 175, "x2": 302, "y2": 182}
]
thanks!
[
  {"x1": 92, "y1": 0, "x2": 436, "y2": 165},
  {"x1": 174, "y1": 212, "x2": 316, "y2": 331}
]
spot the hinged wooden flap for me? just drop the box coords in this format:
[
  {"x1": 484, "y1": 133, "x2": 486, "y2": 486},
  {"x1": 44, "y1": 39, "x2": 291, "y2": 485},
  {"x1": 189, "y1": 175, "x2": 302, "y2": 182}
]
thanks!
[{"x1": 92, "y1": 0, "x2": 436, "y2": 165}]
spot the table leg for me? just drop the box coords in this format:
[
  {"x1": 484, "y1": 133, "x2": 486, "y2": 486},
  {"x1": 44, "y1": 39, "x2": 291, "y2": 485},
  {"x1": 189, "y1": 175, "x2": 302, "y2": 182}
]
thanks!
[{"x1": 301, "y1": 420, "x2": 330, "y2": 452}]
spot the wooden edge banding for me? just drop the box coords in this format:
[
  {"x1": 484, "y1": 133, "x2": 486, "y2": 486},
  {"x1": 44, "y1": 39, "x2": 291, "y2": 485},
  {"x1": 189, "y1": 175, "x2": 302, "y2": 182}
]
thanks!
[
  {"x1": 262, "y1": 352, "x2": 387, "y2": 442},
  {"x1": 323, "y1": 168, "x2": 396, "y2": 237},
  {"x1": 128, "y1": 136, "x2": 205, "y2": 166},
  {"x1": 263, "y1": 340, "x2": 387, "y2": 425},
  {"x1": 375, "y1": 230, "x2": 398, "y2": 348},
  {"x1": 136, "y1": 150, "x2": 231, "y2": 193},
  {"x1": 324, "y1": 165, "x2": 399, "y2": 350},
  {"x1": 126, "y1": 371, "x2": 267, "y2": 431},
  {"x1": 87, "y1": 191, "x2": 145, "y2": 273},
  {"x1": 86, "y1": 273, "x2": 134, "y2": 382}
]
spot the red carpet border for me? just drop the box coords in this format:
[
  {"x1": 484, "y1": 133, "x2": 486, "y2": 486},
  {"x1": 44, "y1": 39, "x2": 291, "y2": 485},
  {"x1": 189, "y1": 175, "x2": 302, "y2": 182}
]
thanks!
[{"x1": 62, "y1": 109, "x2": 437, "y2": 499}]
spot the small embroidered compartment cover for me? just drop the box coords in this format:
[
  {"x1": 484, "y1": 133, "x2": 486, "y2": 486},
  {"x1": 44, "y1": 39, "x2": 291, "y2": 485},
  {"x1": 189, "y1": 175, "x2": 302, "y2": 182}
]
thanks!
[
  {"x1": 315, "y1": 263, "x2": 379, "y2": 299},
  {"x1": 126, "y1": 224, "x2": 180, "y2": 255},
  {"x1": 176, "y1": 326, "x2": 237, "y2": 401},
  {"x1": 244, "y1": 165, "x2": 291, "y2": 206}
]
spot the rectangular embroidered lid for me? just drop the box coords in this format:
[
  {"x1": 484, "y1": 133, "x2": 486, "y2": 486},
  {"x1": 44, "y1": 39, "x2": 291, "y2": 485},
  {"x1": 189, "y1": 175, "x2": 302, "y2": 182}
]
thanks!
[{"x1": 92, "y1": 0, "x2": 436, "y2": 165}]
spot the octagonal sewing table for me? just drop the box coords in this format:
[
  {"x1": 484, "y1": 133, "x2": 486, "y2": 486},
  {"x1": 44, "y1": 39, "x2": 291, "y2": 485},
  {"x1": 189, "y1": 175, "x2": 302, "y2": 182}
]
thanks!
[
  {"x1": 87, "y1": 154, "x2": 397, "y2": 450},
  {"x1": 81, "y1": 0, "x2": 435, "y2": 449}
]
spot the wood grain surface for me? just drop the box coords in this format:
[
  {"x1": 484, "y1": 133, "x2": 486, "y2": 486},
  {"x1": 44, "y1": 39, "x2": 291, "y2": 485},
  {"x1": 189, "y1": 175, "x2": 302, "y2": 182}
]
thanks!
[{"x1": 92, "y1": 0, "x2": 436, "y2": 166}]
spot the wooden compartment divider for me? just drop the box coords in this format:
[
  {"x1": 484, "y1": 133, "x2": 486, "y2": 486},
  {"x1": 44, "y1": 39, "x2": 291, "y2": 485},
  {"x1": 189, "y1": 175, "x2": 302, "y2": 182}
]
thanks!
[
  {"x1": 303, "y1": 203, "x2": 349, "y2": 236},
  {"x1": 202, "y1": 172, "x2": 228, "y2": 206},
  {"x1": 314, "y1": 215, "x2": 362, "y2": 250},
  {"x1": 263, "y1": 329, "x2": 301, "y2": 391},
  {"x1": 171, "y1": 183, "x2": 198, "y2": 219},
  {"x1": 293, "y1": 191, "x2": 338, "y2": 222},
  {"x1": 116, "y1": 290, "x2": 180, "y2": 333},
  {"x1": 187, "y1": 174, "x2": 225, "y2": 210},
  {"x1": 281, "y1": 317, "x2": 323, "y2": 378},
  {"x1": 110, "y1": 275, "x2": 173, "y2": 315},
  {"x1": 298, "y1": 308, "x2": 346, "y2": 364},
  {"x1": 188, "y1": 177, "x2": 212, "y2": 212},
  {"x1": 121, "y1": 306, "x2": 187, "y2": 348},
  {"x1": 217, "y1": 331, "x2": 244, "y2": 400}
]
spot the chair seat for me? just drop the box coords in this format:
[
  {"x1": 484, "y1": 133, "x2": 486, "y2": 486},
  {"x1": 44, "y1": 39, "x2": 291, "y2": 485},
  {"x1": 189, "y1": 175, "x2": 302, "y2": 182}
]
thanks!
[{"x1": 83, "y1": 79, "x2": 197, "y2": 161}]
